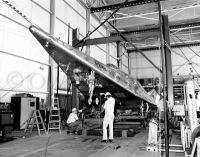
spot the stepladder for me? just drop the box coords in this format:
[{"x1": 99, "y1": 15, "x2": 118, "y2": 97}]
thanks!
[
  {"x1": 47, "y1": 97, "x2": 61, "y2": 133},
  {"x1": 23, "y1": 109, "x2": 47, "y2": 138}
]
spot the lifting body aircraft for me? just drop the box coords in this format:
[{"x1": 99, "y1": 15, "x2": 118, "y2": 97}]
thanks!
[{"x1": 29, "y1": 25, "x2": 157, "y2": 110}]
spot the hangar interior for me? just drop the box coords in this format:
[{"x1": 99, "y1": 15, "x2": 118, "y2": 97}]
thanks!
[{"x1": 0, "y1": 0, "x2": 200, "y2": 157}]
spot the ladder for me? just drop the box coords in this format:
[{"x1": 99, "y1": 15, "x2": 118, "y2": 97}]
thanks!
[
  {"x1": 23, "y1": 109, "x2": 47, "y2": 138},
  {"x1": 47, "y1": 97, "x2": 61, "y2": 133}
]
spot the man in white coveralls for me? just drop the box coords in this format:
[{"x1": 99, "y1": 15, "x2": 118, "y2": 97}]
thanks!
[{"x1": 101, "y1": 92, "x2": 115, "y2": 143}]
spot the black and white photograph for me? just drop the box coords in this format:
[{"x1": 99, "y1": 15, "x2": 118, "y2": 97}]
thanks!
[{"x1": 0, "y1": 0, "x2": 200, "y2": 157}]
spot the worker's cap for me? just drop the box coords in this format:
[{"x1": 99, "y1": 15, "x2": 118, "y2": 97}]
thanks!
[
  {"x1": 105, "y1": 92, "x2": 111, "y2": 97},
  {"x1": 72, "y1": 108, "x2": 77, "y2": 112}
]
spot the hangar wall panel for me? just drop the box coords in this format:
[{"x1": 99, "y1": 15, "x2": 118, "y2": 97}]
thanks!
[
  {"x1": 90, "y1": 45, "x2": 107, "y2": 64},
  {"x1": 0, "y1": 0, "x2": 50, "y2": 102},
  {"x1": 66, "y1": 0, "x2": 86, "y2": 18},
  {"x1": 122, "y1": 65, "x2": 129, "y2": 74},
  {"x1": 0, "y1": 0, "x2": 31, "y2": 27},
  {"x1": 55, "y1": 19, "x2": 69, "y2": 43},
  {"x1": 31, "y1": 4, "x2": 50, "y2": 31},
  {"x1": 121, "y1": 46, "x2": 128, "y2": 73},
  {"x1": 55, "y1": 0, "x2": 86, "y2": 37},
  {"x1": 33, "y1": 0, "x2": 50, "y2": 11},
  {"x1": 109, "y1": 56, "x2": 118, "y2": 67},
  {"x1": 89, "y1": 15, "x2": 107, "y2": 65},
  {"x1": 90, "y1": 15, "x2": 107, "y2": 37},
  {"x1": 0, "y1": 54, "x2": 49, "y2": 102},
  {"x1": 109, "y1": 43, "x2": 117, "y2": 66},
  {"x1": 130, "y1": 46, "x2": 200, "y2": 79},
  {"x1": 0, "y1": 0, "x2": 122, "y2": 102},
  {"x1": 130, "y1": 50, "x2": 161, "y2": 79}
]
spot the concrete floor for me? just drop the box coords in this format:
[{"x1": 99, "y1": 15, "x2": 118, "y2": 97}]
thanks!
[{"x1": 0, "y1": 129, "x2": 184, "y2": 157}]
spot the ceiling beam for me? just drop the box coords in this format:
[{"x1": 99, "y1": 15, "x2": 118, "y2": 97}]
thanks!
[
  {"x1": 127, "y1": 41, "x2": 200, "y2": 52},
  {"x1": 75, "y1": 30, "x2": 200, "y2": 47},
  {"x1": 90, "y1": 0, "x2": 163, "y2": 13},
  {"x1": 74, "y1": 21, "x2": 200, "y2": 47},
  {"x1": 74, "y1": 33, "x2": 157, "y2": 47},
  {"x1": 107, "y1": 0, "x2": 200, "y2": 22},
  {"x1": 111, "y1": 20, "x2": 200, "y2": 36}
]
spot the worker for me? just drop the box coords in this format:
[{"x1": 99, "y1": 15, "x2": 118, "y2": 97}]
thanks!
[
  {"x1": 101, "y1": 92, "x2": 115, "y2": 143},
  {"x1": 66, "y1": 108, "x2": 81, "y2": 133}
]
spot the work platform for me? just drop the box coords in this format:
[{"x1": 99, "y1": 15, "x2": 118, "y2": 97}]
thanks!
[
  {"x1": 86, "y1": 121, "x2": 140, "y2": 137},
  {"x1": 74, "y1": 117, "x2": 142, "y2": 137}
]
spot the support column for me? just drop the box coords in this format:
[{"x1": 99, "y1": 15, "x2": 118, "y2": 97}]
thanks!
[
  {"x1": 163, "y1": 15, "x2": 174, "y2": 110},
  {"x1": 68, "y1": 23, "x2": 70, "y2": 44},
  {"x1": 106, "y1": 30, "x2": 110, "y2": 64},
  {"x1": 47, "y1": 66, "x2": 52, "y2": 108},
  {"x1": 128, "y1": 53, "x2": 131, "y2": 75},
  {"x1": 158, "y1": 1, "x2": 169, "y2": 157},
  {"x1": 48, "y1": 0, "x2": 55, "y2": 107},
  {"x1": 160, "y1": 13, "x2": 173, "y2": 157},
  {"x1": 56, "y1": 65, "x2": 59, "y2": 96},
  {"x1": 161, "y1": 14, "x2": 169, "y2": 157},
  {"x1": 72, "y1": 82, "x2": 78, "y2": 109},
  {"x1": 116, "y1": 41, "x2": 120, "y2": 68},
  {"x1": 86, "y1": 8, "x2": 90, "y2": 56}
]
